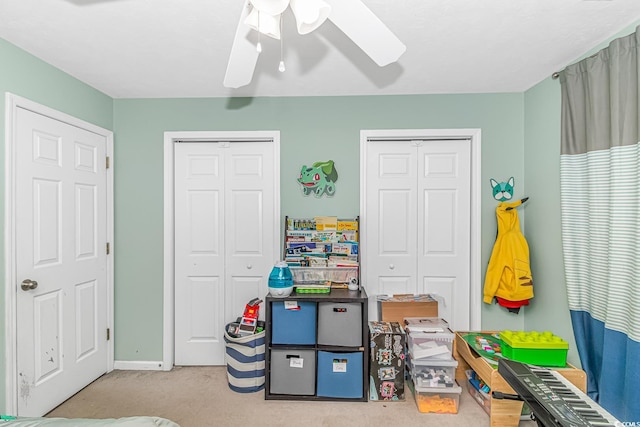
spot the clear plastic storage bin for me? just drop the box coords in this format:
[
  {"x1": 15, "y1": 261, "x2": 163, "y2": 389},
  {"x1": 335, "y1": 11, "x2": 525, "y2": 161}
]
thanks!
[
  {"x1": 407, "y1": 329, "x2": 455, "y2": 361},
  {"x1": 413, "y1": 380, "x2": 462, "y2": 414},
  {"x1": 410, "y1": 358, "x2": 458, "y2": 389},
  {"x1": 290, "y1": 266, "x2": 358, "y2": 284}
]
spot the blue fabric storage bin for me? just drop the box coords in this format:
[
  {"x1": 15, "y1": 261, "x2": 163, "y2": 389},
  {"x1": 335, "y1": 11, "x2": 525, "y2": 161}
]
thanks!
[
  {"x1": 316, "y1": 351, "x2": 363, "y2": 398},
  {"x1": 271, "y1": 301, "x2": 317, "y2": 344}
]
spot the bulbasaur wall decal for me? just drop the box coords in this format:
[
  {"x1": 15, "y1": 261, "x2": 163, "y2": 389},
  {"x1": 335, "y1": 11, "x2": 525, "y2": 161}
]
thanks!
[{"x1": 298, "y1": 160, "x2": 338, "y2": 197}]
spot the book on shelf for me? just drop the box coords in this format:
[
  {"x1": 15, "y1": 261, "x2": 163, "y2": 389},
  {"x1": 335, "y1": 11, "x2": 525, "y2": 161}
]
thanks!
[
  {"x1": 327, "y1": 257, "x2": 358, "y2": 267},
  {"x1": 286, "y1": 230, "x2": 315, "y2": 240},
  {"x1": 314, "y1": 216, "x2": 338, "y2": 231},
  {"x1": 337, "y1": 220, "x2": 358, "y2": 231}
]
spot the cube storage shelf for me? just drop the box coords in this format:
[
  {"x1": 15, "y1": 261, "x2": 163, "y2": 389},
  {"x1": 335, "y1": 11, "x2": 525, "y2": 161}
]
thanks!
[{"x1": 264, "y1": 288, "x2": 369, "y2": 401}]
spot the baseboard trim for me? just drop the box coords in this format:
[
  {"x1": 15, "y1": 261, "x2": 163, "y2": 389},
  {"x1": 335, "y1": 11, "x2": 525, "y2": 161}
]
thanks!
[{"x1": 113, "y1": 360, "x2": 166, "y2": 371}]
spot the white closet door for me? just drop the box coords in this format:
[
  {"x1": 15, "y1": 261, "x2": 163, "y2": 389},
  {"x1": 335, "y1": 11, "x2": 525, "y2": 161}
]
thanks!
[
  {"x1": 174, "y1": 141, "x2": 277, "y2": 365},
  {"x1": 364, "y1": 138, "x2": 472, "y2": 331},
  {"x1": 416, "y1": 140, "x2": 471, "y2": 330}
]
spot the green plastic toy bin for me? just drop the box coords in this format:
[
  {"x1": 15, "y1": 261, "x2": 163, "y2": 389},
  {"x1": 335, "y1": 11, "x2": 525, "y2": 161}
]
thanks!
[{"x1": 499, "y1": 330, "x2": 568, "y2": 367}]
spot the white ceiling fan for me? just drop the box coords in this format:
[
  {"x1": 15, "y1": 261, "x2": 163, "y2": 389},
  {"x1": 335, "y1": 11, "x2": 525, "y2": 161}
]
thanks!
[{"x1": 223, "y1": 0, "x2": 407, "y2": 88}]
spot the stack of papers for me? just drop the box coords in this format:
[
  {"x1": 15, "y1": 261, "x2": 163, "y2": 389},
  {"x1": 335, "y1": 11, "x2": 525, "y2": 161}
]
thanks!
[
  {"x1": 412, "y1": 341, "x2": 451, "y2": 360},
  {"x1": 403, "y1": 317, "x2": 449, "y2": 333}
]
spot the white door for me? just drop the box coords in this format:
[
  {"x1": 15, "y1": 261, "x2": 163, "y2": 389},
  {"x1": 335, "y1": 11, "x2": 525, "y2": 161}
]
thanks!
[
  {"x1": 174, "y1": 141, "x2": 277, "y2": 365},
  {"x1": 15, "y1": 107, "x2": 109, "y2": 416},
  {"x1": 363, "y1": 138, "x2": 471, "y2": 331}
]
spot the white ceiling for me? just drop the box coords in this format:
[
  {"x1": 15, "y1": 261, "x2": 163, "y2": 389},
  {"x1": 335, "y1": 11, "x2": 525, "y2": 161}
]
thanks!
[{"x1": 1, "y1": 0, "x2": 640, "y2": 99}]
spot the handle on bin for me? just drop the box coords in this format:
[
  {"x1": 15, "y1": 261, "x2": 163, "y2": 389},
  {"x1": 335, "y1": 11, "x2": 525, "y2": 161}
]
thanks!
[
  {"x1": 492, "y1": 391, "x2": 522, "y2": 401},
  {"x1": 333, "y1": 307, "x2": 347, "y2": 313},
  {"x1": 286, "y1": 354, "x2": 300, "y2": 359}
]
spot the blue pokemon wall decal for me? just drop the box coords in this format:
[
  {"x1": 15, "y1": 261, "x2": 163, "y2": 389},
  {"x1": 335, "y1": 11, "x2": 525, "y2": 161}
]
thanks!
[
  {"x1": 298, "y1": 160, "x2": 338, "y2": 197},
  {"x1": 490, "y1": 177, "x2": 514, "y2": 201}
]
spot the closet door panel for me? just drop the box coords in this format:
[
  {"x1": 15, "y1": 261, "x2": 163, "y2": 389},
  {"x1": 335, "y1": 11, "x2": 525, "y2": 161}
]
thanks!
[
  {"x1": 417, "y1": 141, "x2": 470, "y2": 330},
  {"x1": 225, "y1": 143, "x2": 277, "y2": 321},
  {"x1": 174, "y1": 143, "x2": 225, "y2": 365}
]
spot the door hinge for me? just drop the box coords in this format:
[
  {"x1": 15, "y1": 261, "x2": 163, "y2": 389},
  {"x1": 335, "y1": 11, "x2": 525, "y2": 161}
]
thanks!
[
  {"x1": 107, "y1": 328, "x2": 110, "y2": 341},
  {"x1": 106, "y1": 242, "x2": 110, "y2": 255},
  {"x1": 106, "y1": 156, "x2": 110, "y2": 169}
]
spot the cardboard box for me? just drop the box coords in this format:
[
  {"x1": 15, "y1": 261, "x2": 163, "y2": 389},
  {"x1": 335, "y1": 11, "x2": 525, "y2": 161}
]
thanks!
[
  {"x1": 368, "y1": 321, "x2": 406, "y2": 401},
  {"x1": 378, "y1": 294, "x2": 438, "y2": 325}
]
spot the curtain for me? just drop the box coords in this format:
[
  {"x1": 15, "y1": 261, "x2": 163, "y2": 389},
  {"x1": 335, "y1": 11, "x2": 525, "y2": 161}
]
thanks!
[{"x1": 560, "y1": 26, "x2": 640, "y2": 423}]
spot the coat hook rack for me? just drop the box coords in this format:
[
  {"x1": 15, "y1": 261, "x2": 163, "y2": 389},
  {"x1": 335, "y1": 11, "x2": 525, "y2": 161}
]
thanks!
[{"x1": 505, "y1": 197, "x2": 529, "y2": 211}]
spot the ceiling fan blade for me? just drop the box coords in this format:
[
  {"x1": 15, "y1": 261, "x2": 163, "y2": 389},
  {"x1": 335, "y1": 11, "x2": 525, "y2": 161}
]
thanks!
[
  {"x1": 324, "y1": 0, "x2": 406, "y2": 67},
  {"x1": 223, "y1": 0, "x2": 260, "y2": 88}
]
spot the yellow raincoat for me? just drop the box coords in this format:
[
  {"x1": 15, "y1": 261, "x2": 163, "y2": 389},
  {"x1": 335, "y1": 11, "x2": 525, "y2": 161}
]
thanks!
[{"x1": 483, "y1": 199, "x2": 533, "y2": 307}]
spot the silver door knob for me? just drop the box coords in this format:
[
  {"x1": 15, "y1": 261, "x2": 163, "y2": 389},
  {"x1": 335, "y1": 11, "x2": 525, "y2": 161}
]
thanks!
[
  {"x1": 389, "y1": 264, "x2": 395, "y2": 270},
  {"x1": 21, "y1": 279, "x2": 38, "y2": 291}
]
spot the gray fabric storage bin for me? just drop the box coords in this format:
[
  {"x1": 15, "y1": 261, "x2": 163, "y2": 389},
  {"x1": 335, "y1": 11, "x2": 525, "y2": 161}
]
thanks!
[
  {"x1": 317, "y1": 302, "x2": 362, "y2": 346},
  {"x1": 269, "y1": 349, "x2": 316, "y2": 395}
]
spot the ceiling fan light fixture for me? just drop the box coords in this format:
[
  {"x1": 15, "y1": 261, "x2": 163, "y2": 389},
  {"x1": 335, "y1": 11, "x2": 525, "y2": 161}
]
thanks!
[
  {"x1": 289, "y1": 0, "x2": 331, "y2": 35},
  {"x1": 279, "y1": 16, "x2": 286, "y2": 72},
  {"x1": 244, "y1": 8, "x2": 282, "y2": 39},
  {"x1": 249, "y1": 0, "x2": 289, "y2": 15},
  {"x1": 225, "y1": 0, "x2": 406, "y2": 89}
]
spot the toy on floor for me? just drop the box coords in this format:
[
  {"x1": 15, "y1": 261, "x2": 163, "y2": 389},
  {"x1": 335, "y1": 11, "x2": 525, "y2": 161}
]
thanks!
[
  {"x1": 414, "y1": 369, "x2": 455, "y2": 389},
  {"x1": 227, "y1": 298, "x2": 264, "y2": 337}
]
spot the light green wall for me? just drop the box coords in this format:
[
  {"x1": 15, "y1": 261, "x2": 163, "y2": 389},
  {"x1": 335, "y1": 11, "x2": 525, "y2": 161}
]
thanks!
[
  {"x1": 522, "y1": 76, "x2": 578, "y2": 362},
  {"x1": 0, "y1": 38, "x2": 113, "y2": 412},
  {"x1": 113, "y1": 94, "x2": 526, "y2": 360}
]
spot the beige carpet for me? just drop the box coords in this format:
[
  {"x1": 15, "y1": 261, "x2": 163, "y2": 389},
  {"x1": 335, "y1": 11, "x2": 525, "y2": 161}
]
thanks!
[{"x1": 46, "y1": 367, "x2": 536, "y2": 427}]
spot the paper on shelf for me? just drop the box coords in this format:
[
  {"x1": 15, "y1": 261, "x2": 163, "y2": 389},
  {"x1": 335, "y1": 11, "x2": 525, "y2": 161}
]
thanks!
[{"x1": 412, "y1": 341, "x2": 450, "y2": 359}]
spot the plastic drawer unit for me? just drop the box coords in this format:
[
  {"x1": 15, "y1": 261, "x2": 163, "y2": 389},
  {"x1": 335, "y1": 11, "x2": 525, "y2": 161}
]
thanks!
[
  {"x1": 269, "y1": 349, "x2": 316, "y2": 395},
  {"x1": 317, "y1": 302, "x2": 362, "y2": 347},
  {"x1": 270, "y1": 300, "x2": 317, "y2": 345},
  {"x1": 316, "y1": 351, "x2": 363, "y2": 398}
]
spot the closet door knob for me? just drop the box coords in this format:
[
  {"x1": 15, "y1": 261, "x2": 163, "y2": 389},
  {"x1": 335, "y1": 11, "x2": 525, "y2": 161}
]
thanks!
[
  {"x1": 389, "y1": 264, "x2": 395, "y2": 270},
  {"x1": 21, "y1": 279, "x2": 38, "y2": 291},
  {"x1": 247, "y1": 264, "x2": 252, "y2": 270}
]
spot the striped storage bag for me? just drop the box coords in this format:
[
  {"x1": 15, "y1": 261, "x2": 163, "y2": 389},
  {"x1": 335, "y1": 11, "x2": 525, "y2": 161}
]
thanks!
[{"x1": 224, "y1": 326, "x2": 266, "y2": 393}]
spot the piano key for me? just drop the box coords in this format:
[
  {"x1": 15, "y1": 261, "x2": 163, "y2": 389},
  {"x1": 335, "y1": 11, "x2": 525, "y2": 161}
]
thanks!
[
  {"x1": 545, "y1": 370, "x2": 621, "y2": 426},
  {"x1": 498, "y1": 359, "x2": 622, "y2": 427}
]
